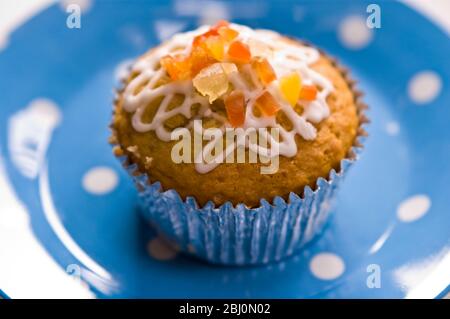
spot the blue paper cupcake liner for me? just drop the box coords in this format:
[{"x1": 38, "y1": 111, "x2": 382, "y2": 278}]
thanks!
[{"x1": 111, "y1": 51, "x2": 368, "y2": 265}]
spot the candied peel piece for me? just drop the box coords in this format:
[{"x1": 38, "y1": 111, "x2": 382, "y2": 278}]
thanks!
[
  {"x1": 193, "y1": 63, "x2": 232, "y2": 103},
  {"x1": 224, "y1": 90, "x2": 246, "y2": 127},
  {"x1": 193, "y1": 29, "x2": 220, "y2": 47},
  {"x1": 251, "y1": 57, "x2": 276, "y2": 85},
  {"x1": 220, "y1": 62, "x2": 238, "y2": 75},
  {"x1": 189, "y1": 45, "x2": 217, "y2": 77},
  {"x1": 299, "y1": 84, "x2": 318, "y2": 101},
  {"x1": 193, "y1": 20, "x2": 235, "y2": 49},
  {"x1": 218, "y1": 27, "x2": 239, "y2": 42},
  {"x1": 202, "y1": 36, "x2": 225, "y2": 61},
  {"x1": 255, "y1": 91, "x2": 280, "y2": 116},
  {"x1": 227, "y1": 40, "x2": 251, "y2": 64},
  {"x1": 279, "y1": 72, "x2": 302, "y2": 106},
  {"x1": 160, "y1": 20, "x2": 244, "y2": 80},
  {"x1": 160, "y1": 55, "x2": 191, "y2": 81},
  {"x1": 211, "y1": 20, "x2": 230, "y2": 30}
]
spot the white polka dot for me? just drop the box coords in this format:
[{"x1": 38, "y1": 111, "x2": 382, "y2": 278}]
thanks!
[
  {"x1": 397, "y1": 194, "x2": 431, "y2": 222},
  {"x1": 114, "y1": 59, "x2": 134, "y2": 82},
  {"x1": 148, "y1": 237, "x2": 179, "y2": 261},
  {"x1": 154, "y1": 20, "x2": 187, "y2": 42},
  {"x1": 28, "y1": 98, "x2": 62, "y2": 127},
  {"x1": 120, "y1": 26, "x2": 146, "y2": 48},
  {"x1": 198, "y1": 2, "x2": 230, "y2": 26},
  {"x1": 310, "y1": 253, "x2": 345, "y2": 280},
  {"x1": 408, "y1": 71, "x2": 442, "y2": 104},
  {"x1": 385, "y1": 121, "x2": 400, "y2": 136},
  {"x1": 338, "y1": 16, "x2": 373, "y2": 50},
  {"x1": 82, "y1": 167, "x2": 118, "y2": 195},
  {"x1": 60, "y1": 0, "x2": 93, "y2": 13}
]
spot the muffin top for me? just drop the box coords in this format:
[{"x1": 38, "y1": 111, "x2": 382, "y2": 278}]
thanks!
[{"x1": 111, "y1": 21, "x2": 360, "y2": 207}]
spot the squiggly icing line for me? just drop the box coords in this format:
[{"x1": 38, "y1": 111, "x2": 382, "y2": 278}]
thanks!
[{"x1": 121, "y1": 24, "x2": 334, "y2": 173}]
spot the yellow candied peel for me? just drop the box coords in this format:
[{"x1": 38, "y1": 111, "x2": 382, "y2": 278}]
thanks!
[{"x1": 192, "y1": 62, "x2": 237, "y2": 103}]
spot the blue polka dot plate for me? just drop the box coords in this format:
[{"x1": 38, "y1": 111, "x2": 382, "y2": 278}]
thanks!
[{"x1": 0, "y1": 0, "x2": 449, "y2": 298}]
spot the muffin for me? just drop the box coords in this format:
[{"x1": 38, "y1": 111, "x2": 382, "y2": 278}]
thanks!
[{"x1": 110, "y1": 21, "x2": 367, "y2": 265}]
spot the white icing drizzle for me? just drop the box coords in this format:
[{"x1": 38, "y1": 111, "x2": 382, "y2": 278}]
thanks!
[{"x1": 121, "y1": 24, "x2": 334, "y2": 173}]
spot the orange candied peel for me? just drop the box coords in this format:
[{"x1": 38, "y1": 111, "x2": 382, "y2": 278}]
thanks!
[
  {"x1": 161, "y1": 20, "x2": 243, "y2": 80},
  {"x1": 160, "y1": 55, "x2": 191, "y2": 81},
  {"x1": 279, "y1": 72, "x2": 302, "y2": 106},
  {"x1": 193, "y1": 29, "x2": 219, "y2": 47},
  {"x1": 202, "y1": 36, "x2": 225, "y2": 61},
  {"x1": 255, "y1": 91, "x2": 281, "y2": 117},
  {"x1": 218, "y1": 27, "x2": 239, "y2": 42},
  {"x1": 211, "y1": 19, "x2": 230, "y2": 30},
  {"x1": 224, "y1": 90, "x2": 246, "y2": 127},
  {"x1": 299, "y1": 84, "x2": 318, "y2": 101},
  {"x1": 227, "y1": 40, "x2": 252, "y2": 64},
  {"x1": 189, "y1": 45, "x2": 217, "y2": 77},
  {"x1": 193, "y1": 20, "x2": 237, "y2": 49},
  {"x1": 251, "y1": 57, "x2": 276, "y2": 85}
]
